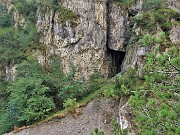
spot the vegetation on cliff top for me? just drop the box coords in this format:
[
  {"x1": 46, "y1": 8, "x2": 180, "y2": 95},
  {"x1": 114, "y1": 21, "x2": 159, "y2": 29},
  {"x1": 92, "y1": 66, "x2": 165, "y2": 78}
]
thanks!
[{"x1": 12, "y1": 0, "x2": 78, "y2": 26}]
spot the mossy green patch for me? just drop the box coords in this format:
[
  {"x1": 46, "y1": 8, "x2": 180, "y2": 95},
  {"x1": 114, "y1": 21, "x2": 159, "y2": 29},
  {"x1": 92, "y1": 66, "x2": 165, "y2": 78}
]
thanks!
[
  {"x1": 55, "y1": 6, "x2": 79, "y2": 26},
  {"x1": 112, "y1": 0, "x2": 135, "y2": 9}
]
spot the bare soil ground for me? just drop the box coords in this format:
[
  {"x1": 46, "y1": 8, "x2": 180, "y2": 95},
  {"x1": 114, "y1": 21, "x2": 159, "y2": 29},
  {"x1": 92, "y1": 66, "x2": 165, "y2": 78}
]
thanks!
[{"x1": 4, "y1": 98, "x2": 121, "y2": 135}]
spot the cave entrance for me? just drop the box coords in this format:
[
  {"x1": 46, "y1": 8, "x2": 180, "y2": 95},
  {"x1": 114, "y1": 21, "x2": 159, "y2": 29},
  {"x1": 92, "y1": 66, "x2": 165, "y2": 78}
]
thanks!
[{"x1": 108, "y1": 49, "x2": 126, "y2": 77}]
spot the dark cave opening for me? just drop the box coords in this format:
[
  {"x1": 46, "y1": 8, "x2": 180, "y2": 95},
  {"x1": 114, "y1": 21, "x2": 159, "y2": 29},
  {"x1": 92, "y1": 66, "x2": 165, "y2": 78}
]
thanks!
[
  {"x1": 106, "y1": 1, "x2": 126, "y2": 77},
  {"x1": 176, "y1": 17, "x2": 180, "y2": 21},
  {"x1": 108, "y1": 49, "x2": 126, "y2": 77}
]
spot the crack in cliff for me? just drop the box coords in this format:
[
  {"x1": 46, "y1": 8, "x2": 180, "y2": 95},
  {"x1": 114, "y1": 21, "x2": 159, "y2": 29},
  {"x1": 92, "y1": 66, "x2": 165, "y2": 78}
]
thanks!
[
  {"x1": 106, "y1": 1, "x2": 126, "y2": 77},
  {"x1": 51, "y1": 9, "x2": 56, "y2": 42}
]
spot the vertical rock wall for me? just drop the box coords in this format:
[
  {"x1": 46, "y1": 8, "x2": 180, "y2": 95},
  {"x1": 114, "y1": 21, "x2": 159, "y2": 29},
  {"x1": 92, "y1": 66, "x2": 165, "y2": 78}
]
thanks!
[
  {"x1": 2, "y1": 0, "x2": 179, "y2": 80},
  {"x1": 37, "y1": 0, "x2": 127, "y2": 79}
]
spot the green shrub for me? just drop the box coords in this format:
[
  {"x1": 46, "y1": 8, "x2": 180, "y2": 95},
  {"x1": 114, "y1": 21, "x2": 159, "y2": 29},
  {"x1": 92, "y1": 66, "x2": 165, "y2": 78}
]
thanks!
[
  {"x1": 55, "y1": 6, "x2": 79, "y2": 26},
  {"x1": 37, "y1": 0, "x2": 57, "y2": 6},
  {"x1": 133, "y1": 13, "x2": 156, "y2": 32},
  {"x1": 13, "y1": 0, "x2": 38, "y2": 23},
  {"x1": 16, "y1": 57, "x2": 44, "y2": 79},
  {"x1": 116, "y1": 69, "x2": 142, "y2": 96},
  {"x1": 7, "y1": 78, "x2": 55, "y2": 124},
  {"x1": 112, "y1": 0, "x2": 135, "y2": 8},
  {"x1": 85, "y1": 69, "x2": 103, "y2": 97},
  {"x1": 103, "y1": 85, "x2": 115, "y2": 98},
  {"x1": 0, "y1": 77, "x2": 55, "y2": 134},
  {"x1": 0, "y1": 14, "x2": 12, "y2": 27},
  {"x1": 0, "y1": 4, "x2": 12, "y2": 27},
  {"x1": 13, "y1": 0, "x2": 37, "y2": 15},
  {"x1": 90, "y1": 127, "x2": 105, "y2": 135},
  {"x1": 0, "y1": 23, "x2": 39, "y2": 65},
  {"x1": 63, "y1": 98, "x2": 77, "y2": 112},
  {"x1": 153, "y1": 8, "x2": 180, "y2": 31},
  {"x1": 161, "y1": 22, "x2": 173, "y2": 31},
  {"x1": 142, "y1": 0, "x2": 166, "y2": 11},
  {"x1": 128, "y1": 45, "x2": 180, "y2": 134},
  {"x1": 142, "y1": 34, "x2": 155, "y2": 46},
  {"x1": 0, "y1": 107, "x2": 19, "y2": 134},
  {"x1": 142, "y1": 32, "x2": 166, "y2": 46}
]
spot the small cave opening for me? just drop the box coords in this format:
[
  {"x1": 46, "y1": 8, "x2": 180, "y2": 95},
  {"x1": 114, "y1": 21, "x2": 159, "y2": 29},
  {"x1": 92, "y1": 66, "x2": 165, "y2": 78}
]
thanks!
[
  {"x1": 176, "y1": 17, "x2": 180, "y2": 22},
  {"x1": 108, "y1": 49, "x2": 126, "y2": 77},
  {"x1": 128, "y1": 9, "x2": 138, "y2": 18}
]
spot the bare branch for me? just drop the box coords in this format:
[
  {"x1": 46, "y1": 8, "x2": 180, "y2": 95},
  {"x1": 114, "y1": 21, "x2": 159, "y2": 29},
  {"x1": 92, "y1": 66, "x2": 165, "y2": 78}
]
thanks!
[{"x1": 166, "y1": 53, "x2": 180, "y2": 72}]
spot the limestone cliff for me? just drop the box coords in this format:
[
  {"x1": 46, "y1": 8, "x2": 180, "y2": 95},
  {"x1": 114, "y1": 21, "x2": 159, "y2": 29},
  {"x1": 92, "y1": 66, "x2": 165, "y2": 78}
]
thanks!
[
  {"x1": 37, "y1": 0, "x2": 109, "y2": 78},
  {"x1": 36, "y1": 0, "x2": 129, "y2": 79},
  {"x1": 39, "y1": 0, "x2": 153, "y2": 78},
  {"x1": 1, "y1": 0, "x2": 180, "y2": 79},
  {"x1": 1, "y1": 0, "x2": 180, "y2": 134}
]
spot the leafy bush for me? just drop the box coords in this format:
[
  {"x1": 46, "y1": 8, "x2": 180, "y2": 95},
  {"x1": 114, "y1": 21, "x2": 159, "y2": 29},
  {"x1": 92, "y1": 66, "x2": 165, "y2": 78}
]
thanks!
[
  {"x1": 0, "y1": 77, "x2": 55, "y2": 134},
  {"x1": 90, "y1": 127, "x2": 105, "y2": 135},
  {"x1": 153, "y1": 8, "x2": 180, "y2": 31},
  {"x1": 142, "y1": 0, "x2": 166, "y2": 11},
  {"x1": 37, "y1": 0, "x2": 78, "y2": 26},
  {"x1": 103, "y1": 84, "x2": 115, "y2": 98},
  {"x1": 115, "y1": 69, "x2": 142, "y2": 96},
  {"x1": 0, "y1": 14, "x2": 12, "y2": 27},
  {"x1": 63, "y1": 98, "x2": 77, "y2": 112},
  {"x1": 128, "y1": 45, "x2": 180, "y2": 134},
  {"x1": 87, "y1": 70, "x2": 102, "y2": 93},
  {"x1": 142, "y1": 34, "x2": 155, "y2": 46},
  {"x1": 133, "y1": 7, "x2": 180, "y2": 34},
  {"x1": 13, "y1": 0, "x2": 38, "y2": 23},
  {"x1": 141, "y1": 32, "x2": 166, "y2": 46},
  {"x1": 16, "y1": 57, "x2": 44, "y2": 78},
  {"x1": 133, "y1": 13, "x2": 156, "y2": 32},
  {"x1": 112, "y1": 0, "x2": 135, "y2": 8},
  {"x1": 55, "y1": 6, "x2": 79, "y2": 26},
  {"x1": 0, "y1": 4, "x2": 12, "y2": 27},
  {"x1": 0, "y1": 23, "x2": 39, "y2": 65},
  {"x1": 7, "y1": 78, "x2": 55, "y2": 123}
]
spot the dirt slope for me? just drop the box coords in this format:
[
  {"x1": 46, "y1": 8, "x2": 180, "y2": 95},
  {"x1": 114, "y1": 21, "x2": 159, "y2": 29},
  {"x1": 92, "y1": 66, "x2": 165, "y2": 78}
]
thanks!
[{"x1": 4, "y1": 98, "x2": 120, "y2": 135}]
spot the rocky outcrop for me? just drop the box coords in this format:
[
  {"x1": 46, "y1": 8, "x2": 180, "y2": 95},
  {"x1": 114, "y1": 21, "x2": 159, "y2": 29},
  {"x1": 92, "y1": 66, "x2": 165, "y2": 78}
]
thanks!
[
  {"x1": 108, "y1": 4, "x2": 127, "y2": 51},
  {"x1": 36, "y1": 0, "x2": 129, "y2": 79},
  {"x1": 170, "y1": 26, "x2": 180, "y2": 44},
  {"x1": 0, "y1": 63, "x2": 17, "y2": 81},
  {"x1": 1, "y1": 0, "x2": 179, "y2": 79},
  {"x1": 37, "y1": 0, "x2": 108, "y2": 78},
  {"x1": 167, "y1": 0, "x2": 180, "y2": 11}
]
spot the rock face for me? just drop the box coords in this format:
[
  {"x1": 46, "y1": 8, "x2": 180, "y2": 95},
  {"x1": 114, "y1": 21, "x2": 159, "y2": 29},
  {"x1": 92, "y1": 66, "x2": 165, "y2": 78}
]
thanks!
[
  {"x1": 170, "y1": 26, "x2": 180, "y2": 44},
  {"x1": 36, "y1": 0, "x2": 129, "y2": 79},
  {"x1": 108, "y1": 4, "x2": 127, "y2": 51},
  {"x1": 167, "y1": 0, "x2": 180, "y2": 11},
  {"x1": 1, "y1": 0, "x2": 179, "y2": 79}
]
